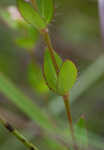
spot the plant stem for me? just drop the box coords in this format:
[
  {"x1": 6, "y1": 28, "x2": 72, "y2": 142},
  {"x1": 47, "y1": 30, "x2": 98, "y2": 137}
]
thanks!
[
  {"x1": 41, "y1": 29, "x2": 78, "y2": 150},
  {"x1": 30, "y1": 1, "x2": 78, "y2": 149},
  {"x1": 30, "y1": 0, "x2": 59, "y2": 75},
  {"x1": 42, "y1": 28, "x2": 59, "y2": 75},
  {"x1": 0, "y1": 116, "x2": 39, "y2": 150},
  {"x1": 30, "y1": 0, "x2": 38, "y2": 11},
  {"x1": 63, "y1": 94, "x2": 78, "y2": 150},
  {"x1": 42, "y1": 29, "x2": 78, "y2": 150}
]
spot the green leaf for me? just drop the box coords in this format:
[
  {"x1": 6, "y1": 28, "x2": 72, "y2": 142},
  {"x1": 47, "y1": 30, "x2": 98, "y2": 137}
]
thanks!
[
  {"x1": 17, "y1": 0, "x2": 46, "y2": 30},
  {"x1": 75, "y1": 116, "x2": 88, "y2": 149},
  {"x1": 43, "y1": 49, "x2": 63, "y2": 93},
  {"x1": 16, "y1": 37, "x2": 35, "y2": 49},
  {"x1": 49, "y1": 55, "x2": 104, "y2": 115},
  {"x1": 16, "y1": 23, "x2": 39, "y2": 49},
  {"x1": 28, "y1": 62, "x2": 49, "y2": 93},
  {"x1": 57, "y1": 60, "x2": 77, "y2": 95},
  {"x1": 37, "y1": 0, "x2": 54, "y2": 24}
]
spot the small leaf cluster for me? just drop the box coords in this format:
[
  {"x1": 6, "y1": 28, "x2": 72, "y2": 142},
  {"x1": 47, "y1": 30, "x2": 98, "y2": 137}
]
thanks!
[
  {"x1": 17, "y1": 0, "x2": 78, "y2": 96},
  {"x1": 17, "y1": 0, "x2": 53, "y2": 31},
  {"x1": 44, "y1": 49, "x2": 77, "y2": 95}
]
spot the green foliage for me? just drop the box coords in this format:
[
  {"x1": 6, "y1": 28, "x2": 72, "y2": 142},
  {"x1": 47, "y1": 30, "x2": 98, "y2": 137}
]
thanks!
[
  {"x1": 75, "y1": 116, "x2": 88, "y2": 149},
  {"x1": 1, "y1": 0, "x2": 104, "y2": 150},
  {"x1": 16, "y1": 24, "x2": 39, "y2": 49},
  {"x1": 49, "y1": 55, "x2": 104, "y2": 115},
  {"x1": 36, "y1": 0, "x2": 54, "y2": 24},
  {"x1": 28, "y1": 62, "x2": 49, "y2": 94},
  {"x1": 43, "y1": 48, "x2": 63, "y2": 93},
  {"x1": 0, "y1": 6, "x2": 39, "y2": 49},
  {"x1": 44, "y1": 49, "x2": 77, "y2": 95},
  {"x1": 57, "y1": 60, "x2": 77, "y2": 95},
  {"x1": 0, "y1": 70, "x2": 103, "y2": 150},
  {"x1": 17, "y1": 0, "x2": 46, "y2": 30},
  {"x1": 0, "y1": 73, "x2": 68, "y2": 150},
  {"x1": 16, "y1": 37, "x2": 35, "y2": 49},
  {"x1": 40, "y1": 136, "x2": 67, "y2": 150}
]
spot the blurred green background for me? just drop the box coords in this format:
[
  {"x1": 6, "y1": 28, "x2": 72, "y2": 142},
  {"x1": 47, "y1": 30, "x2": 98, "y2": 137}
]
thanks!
[{"x1": 0, "y1": 0, "x2": 104, "y2": 150}]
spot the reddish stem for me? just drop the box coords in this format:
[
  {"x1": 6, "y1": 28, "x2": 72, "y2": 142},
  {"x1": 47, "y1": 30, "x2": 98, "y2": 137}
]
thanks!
[
  {"x1": 42, "y1": 28, "x2": 59, "y2": 75},
  {"x1": 30, "y1": 0, "x2": 38, "y2": 11},
  {"x1": 63, "y1": 93, "x2": 78, "y2": 150}
]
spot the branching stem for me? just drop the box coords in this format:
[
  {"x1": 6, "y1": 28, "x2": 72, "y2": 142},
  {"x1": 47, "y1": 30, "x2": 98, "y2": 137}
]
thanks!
[
  {"x1": 30, "y1": 1, "x2": 78, "y2": 150},
  {"x1": 30, "y1": 0, "x2": 59, "y2": 75}
]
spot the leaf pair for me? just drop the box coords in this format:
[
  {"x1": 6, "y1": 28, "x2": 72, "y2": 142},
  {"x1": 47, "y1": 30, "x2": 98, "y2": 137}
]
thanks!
[
  {"x1": 43, "y1": 49, "x2": 77, "y2": 95},
  {"x1": 17, "y1": 0, "x2": 53, "y2": 30}
]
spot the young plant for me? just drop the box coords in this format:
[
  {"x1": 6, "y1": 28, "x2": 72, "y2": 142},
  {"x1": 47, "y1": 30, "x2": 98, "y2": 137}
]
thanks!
[
  {"x1": 0, "y1": 0, "x2": 84, "y2": 150},
  {"x1": 17, "y1": 0, "x2": 78, "y2": 150}
]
